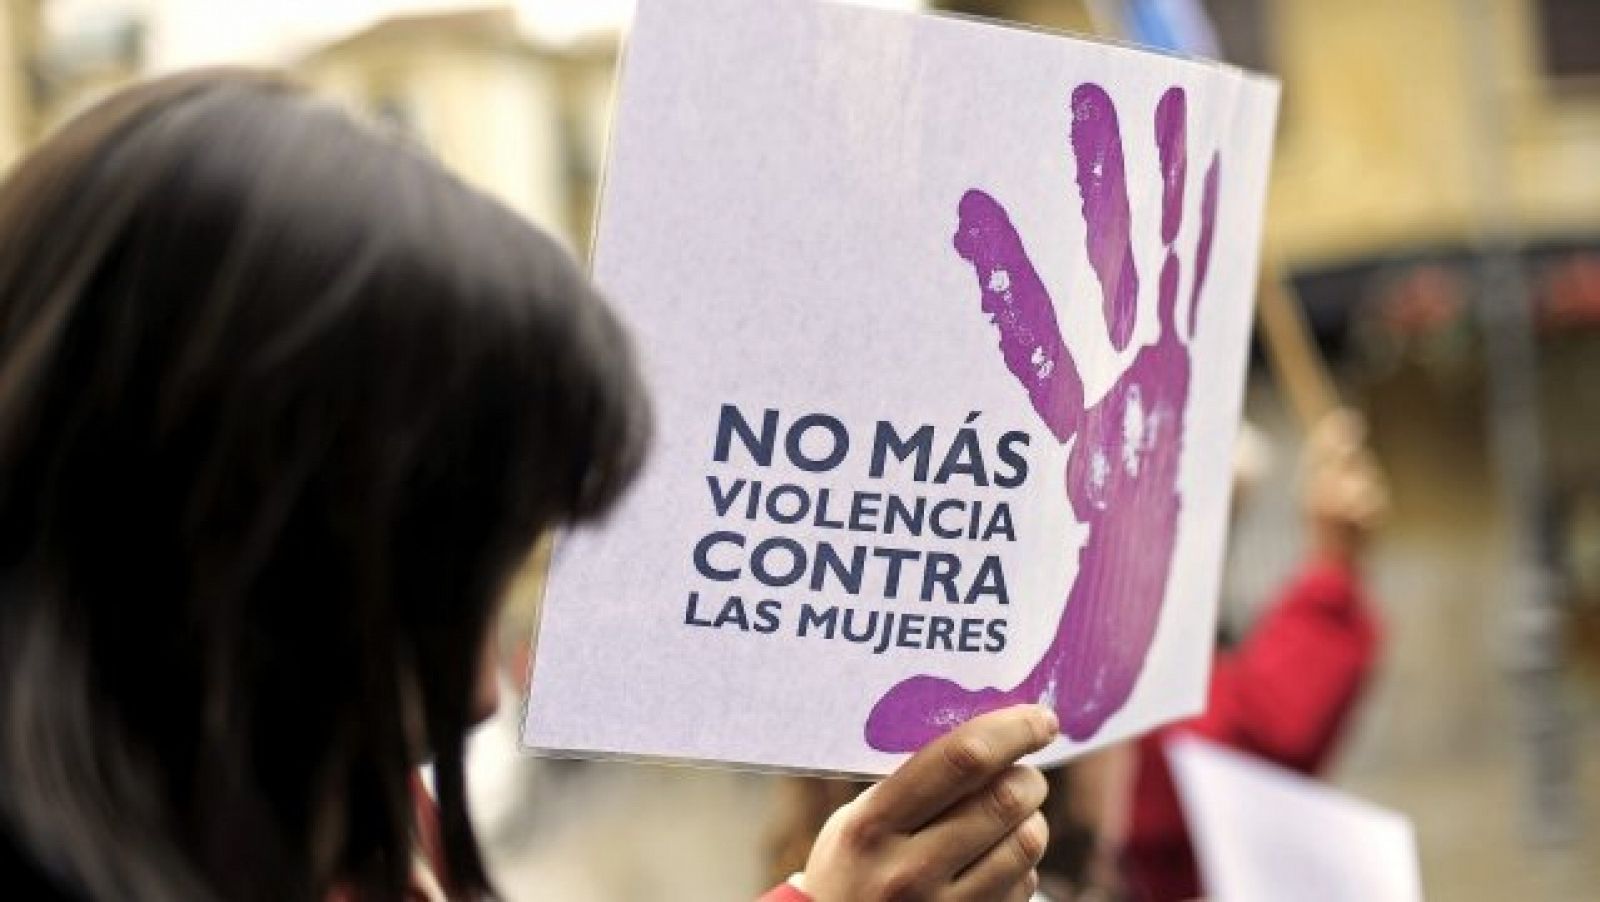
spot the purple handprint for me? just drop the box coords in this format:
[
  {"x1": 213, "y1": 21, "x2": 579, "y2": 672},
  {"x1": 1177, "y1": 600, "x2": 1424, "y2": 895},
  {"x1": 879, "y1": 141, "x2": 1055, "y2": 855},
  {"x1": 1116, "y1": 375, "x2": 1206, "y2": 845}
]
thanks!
[{"x1": 864, "y1": 84, "x2": 1222, "y2": 749}]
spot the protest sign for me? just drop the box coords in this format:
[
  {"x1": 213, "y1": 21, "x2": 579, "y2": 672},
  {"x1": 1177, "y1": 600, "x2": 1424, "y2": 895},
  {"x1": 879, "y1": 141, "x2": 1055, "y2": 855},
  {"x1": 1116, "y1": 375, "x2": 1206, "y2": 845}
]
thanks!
[
  {"x1": 524, "y1": 0, "x2": 1280, "y2": 775},
  {"x1": 1169, "y1": 737, "x2": 1424, "y2": 902}
]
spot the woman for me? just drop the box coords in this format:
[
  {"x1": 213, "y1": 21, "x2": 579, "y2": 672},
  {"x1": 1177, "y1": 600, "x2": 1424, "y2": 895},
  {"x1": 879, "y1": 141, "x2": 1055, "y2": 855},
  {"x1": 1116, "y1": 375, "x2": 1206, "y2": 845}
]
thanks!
[{"x1": 0, "y1": 71, "x2": 1054, "y2": 900}]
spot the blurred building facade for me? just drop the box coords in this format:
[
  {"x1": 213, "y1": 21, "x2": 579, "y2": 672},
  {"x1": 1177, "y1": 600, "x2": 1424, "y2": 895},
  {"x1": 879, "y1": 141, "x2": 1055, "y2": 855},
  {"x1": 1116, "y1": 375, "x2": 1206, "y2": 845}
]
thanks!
[
  {"x1": 0, "y1": 0, "x2": 35, "y2": 168},
  {"x1": 1, "y1": 0, "x2": 141, "y2": 166},
  {"x1": 943, "y1": 1, "x2": 1600, "y2": 253},
  {"x1": 1266, "y1": 0, "x2": 1599, "y2": 260},
  {"x1": 297, "y1": 6, "x2": 616, "y2": 253}
]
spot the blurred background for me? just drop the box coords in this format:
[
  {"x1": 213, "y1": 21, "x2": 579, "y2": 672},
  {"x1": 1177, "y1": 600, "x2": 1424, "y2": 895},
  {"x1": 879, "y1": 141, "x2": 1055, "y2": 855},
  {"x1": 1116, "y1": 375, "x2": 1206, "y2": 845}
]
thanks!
[{"x1": 4, "y1": 0, "x2": 1598, "y2": 899}]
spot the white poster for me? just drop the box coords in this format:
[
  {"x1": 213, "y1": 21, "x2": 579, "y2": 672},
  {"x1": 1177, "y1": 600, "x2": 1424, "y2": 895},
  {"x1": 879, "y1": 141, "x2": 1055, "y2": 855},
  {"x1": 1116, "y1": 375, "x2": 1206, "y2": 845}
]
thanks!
[
  {"x1": 525, "y1": 0, "x2": 1280, "y2": 775},
  {"x1": 1169, "y1": 737, "x2": 1425, "y2": 902}
]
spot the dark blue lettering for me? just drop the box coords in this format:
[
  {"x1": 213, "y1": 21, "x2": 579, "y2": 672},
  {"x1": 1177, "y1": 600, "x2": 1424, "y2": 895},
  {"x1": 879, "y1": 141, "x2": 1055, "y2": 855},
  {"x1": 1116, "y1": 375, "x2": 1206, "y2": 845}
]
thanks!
[
  {"x1": 714, "y1": 405, "x2": 777, "y2": 465},
  {"x1": 786, "y1": 413, "x2": 849, "y2": 473},
  {"x1": 921, "y1": 552, "x2": 961, "y2": 602},
  {"x1": 693, "y1": 531, "x2": 744, "y2": 581}
]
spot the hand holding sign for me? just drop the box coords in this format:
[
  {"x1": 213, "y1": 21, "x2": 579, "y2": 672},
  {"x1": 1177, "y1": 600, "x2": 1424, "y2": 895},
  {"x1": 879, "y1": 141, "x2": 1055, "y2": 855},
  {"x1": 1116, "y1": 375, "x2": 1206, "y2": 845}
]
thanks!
[{"x1": 805, "y1": 705, "x2": 1057, "y2": 902}]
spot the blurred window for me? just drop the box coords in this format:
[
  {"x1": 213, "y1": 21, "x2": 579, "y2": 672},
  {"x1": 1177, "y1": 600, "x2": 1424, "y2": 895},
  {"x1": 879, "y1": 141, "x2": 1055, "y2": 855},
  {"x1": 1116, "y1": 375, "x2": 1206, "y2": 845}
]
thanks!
[{"x1": 1535, "y1": 0, "x2": 1600, "y2": 81}]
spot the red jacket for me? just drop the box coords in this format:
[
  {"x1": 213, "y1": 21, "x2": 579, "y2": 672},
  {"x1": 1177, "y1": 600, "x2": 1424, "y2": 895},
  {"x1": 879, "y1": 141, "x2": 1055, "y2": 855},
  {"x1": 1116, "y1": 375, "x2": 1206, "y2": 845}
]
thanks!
[{"x1": 1124, "y1": 557, "x2": 1381, "y2": 902}]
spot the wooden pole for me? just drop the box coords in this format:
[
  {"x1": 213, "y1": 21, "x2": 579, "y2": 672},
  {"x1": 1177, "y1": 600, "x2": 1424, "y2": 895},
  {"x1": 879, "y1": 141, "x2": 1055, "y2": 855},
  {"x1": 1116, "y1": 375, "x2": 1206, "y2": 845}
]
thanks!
[{"x1": 1255, "y1": 262, "x2": 1340, "y2": 430}]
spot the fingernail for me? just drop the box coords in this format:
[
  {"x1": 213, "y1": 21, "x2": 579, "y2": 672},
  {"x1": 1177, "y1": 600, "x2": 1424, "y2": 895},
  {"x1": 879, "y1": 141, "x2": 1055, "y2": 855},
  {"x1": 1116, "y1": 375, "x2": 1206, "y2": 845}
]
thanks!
[{"x1": 1034, "y1": 705, "x2": 1059, "y2": 738}]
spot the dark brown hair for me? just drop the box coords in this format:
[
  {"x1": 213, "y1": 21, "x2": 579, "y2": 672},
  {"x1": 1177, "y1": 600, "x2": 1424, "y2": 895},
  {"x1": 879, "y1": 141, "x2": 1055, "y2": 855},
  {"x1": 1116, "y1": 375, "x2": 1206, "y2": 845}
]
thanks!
[{"x1": 0, "y1": 70, "x2": 649, "y2": 900}]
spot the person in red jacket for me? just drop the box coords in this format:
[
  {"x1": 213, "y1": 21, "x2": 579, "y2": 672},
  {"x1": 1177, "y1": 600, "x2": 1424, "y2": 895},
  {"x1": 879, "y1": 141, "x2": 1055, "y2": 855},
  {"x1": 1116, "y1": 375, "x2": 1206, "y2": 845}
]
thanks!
[{"x1": 1124, "y1": 411, "x2": 1390, "y2": 902}]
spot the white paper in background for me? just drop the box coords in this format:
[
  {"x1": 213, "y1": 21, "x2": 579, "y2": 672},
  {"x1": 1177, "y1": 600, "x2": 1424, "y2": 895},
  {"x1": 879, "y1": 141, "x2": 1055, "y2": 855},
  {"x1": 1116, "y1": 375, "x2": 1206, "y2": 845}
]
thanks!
[
  {"x1": 1169, "y1": 737, "x2": 1425, "y2": 902},
  {"x1": 524, "y1": 0, "x2": 1280, "y2": 775}
]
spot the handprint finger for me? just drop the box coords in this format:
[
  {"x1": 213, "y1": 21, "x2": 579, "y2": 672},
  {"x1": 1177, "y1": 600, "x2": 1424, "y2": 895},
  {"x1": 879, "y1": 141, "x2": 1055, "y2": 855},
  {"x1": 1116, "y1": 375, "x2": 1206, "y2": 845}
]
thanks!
[
  {"x1": 1186, "y1": 153, "x2": 1220, "y2": 341},
  {"x1": 954, "y1": 189, "x2": 1085, "y2": 444},
  {"x1": 1156, "y1": 87, "x2": 1188, "y2": 244},
  {"x1": 1071, "y1": 83, "x2": 1139, "y2": 352},
  {"x1": 1155, "y1": 87, "x2": 1187, "y2": 339}
]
